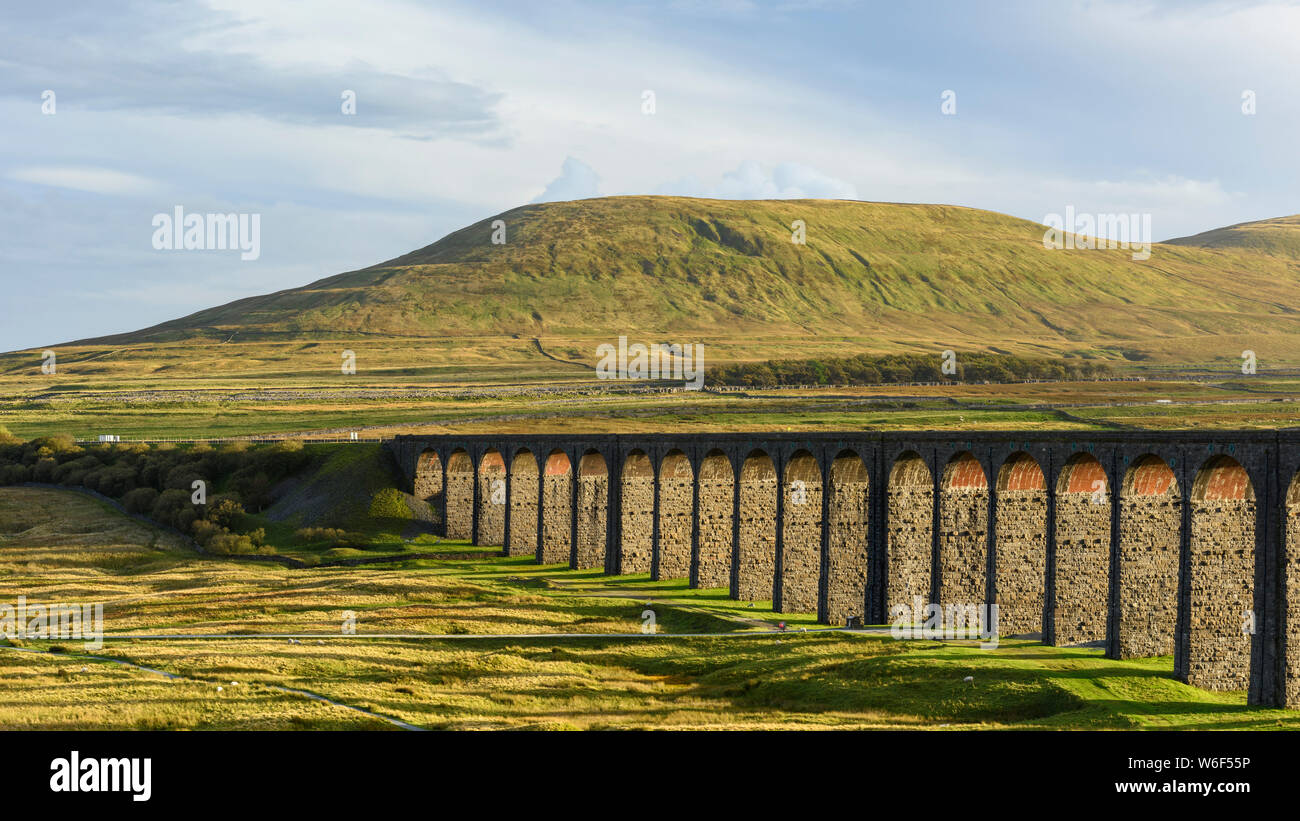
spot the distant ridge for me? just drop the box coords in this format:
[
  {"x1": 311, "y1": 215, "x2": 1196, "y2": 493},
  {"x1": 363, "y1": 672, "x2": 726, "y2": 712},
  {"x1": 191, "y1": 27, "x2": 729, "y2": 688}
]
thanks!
[{"x1": 65, "y1": 197, "x2": 1300, "y2": 345}]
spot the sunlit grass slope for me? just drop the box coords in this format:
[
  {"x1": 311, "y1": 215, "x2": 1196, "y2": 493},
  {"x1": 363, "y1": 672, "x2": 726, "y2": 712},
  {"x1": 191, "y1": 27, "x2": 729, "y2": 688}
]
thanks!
[
  {"x1": 4, "y1": 198, "x2": 1300, "y2": 390},
  {"x1": 4, "y1": 486, "x2": 1300, "y2": 730}
]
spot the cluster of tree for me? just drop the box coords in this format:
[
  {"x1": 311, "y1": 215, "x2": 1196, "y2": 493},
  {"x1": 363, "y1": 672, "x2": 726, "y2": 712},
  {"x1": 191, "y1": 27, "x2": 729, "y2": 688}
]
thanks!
[
  {"x1": 0, "y1": 434, "x2": 310, "y2": 555},
  {"x1": 709, "y1": 352, "x2": 1114, "y2": 387}
]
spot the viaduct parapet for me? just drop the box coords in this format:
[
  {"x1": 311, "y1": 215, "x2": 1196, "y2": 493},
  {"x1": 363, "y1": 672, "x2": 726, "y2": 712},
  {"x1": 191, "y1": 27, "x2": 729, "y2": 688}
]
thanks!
[{"x1": 388, "y1": 430, "x2": 1300, "y2": 708}]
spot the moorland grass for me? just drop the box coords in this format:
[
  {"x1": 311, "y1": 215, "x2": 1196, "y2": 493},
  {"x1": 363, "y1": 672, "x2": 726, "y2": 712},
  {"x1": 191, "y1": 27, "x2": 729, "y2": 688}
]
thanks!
[{"x1": 3, "y1": 486, "x2": 1299, "y2": 730}]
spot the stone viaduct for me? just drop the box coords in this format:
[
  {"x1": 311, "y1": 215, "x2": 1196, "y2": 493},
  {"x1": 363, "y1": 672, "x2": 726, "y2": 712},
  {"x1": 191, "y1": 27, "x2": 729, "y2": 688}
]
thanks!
[{"x1": 387, "y1": 430, "x2": 1300, "y2": 708}]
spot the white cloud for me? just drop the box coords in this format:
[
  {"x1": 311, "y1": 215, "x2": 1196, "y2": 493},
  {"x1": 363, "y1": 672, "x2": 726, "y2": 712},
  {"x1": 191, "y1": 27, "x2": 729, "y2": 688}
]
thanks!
[
  {"x1": 654, "y1": 160, "x2": 858, "y2": 200},
  {"x1": 531, "y1": 156, "x2": 601, "y2": 203},
  {"x1": 7, "y1": 166, "x2": 165, "y2": 196},
  {"x1": 187, "y1": 0, "x2": 915, "y2": 206},
  {"x1": 1021, "y1": 174, "x2": 1244, "y2": 241},
  {"x1": 3, "y1": 0, "x2": 1298, "y2": 351}
]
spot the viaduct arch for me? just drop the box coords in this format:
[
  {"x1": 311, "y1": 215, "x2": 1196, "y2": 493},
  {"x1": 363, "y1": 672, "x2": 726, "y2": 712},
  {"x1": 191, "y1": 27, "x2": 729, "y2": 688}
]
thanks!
[{"x1": 389, "y1": 431, "x2": 1300, "y2": 708}]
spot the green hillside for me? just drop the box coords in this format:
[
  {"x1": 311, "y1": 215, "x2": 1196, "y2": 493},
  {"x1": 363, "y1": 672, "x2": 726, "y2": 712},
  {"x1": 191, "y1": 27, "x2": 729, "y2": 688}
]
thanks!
[
  {"x1": 85, "y1": 197, "x2": 1300, "y2": 345},
  {"x1": 1166, "y1": 214, "x2": 1300, "y2": 259},
  {"x1": 8, "y1": 196, "x2": 1300, "y2": 387}
]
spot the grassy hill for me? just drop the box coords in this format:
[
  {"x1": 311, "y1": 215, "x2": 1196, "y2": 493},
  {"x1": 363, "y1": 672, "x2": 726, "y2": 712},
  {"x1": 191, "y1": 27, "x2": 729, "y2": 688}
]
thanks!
[
  {"x1": 6, "y1": 196, "x2": 1300, "y2": 388},
  {"x1": 1166, "y1": 214, "x2": 1300, "y2": 259}
]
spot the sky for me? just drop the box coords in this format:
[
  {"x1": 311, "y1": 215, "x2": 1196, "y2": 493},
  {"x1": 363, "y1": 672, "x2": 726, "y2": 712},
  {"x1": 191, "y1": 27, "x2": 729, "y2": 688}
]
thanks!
[{"x1": 2, "y1": 0, "x2": 1298, "y2": 352}]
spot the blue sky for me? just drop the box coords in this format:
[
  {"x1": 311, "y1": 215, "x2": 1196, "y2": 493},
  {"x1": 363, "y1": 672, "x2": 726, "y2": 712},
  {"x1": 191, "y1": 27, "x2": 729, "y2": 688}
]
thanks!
[{"x1": 2, "y1": 0, "x2": 1297, "y2": 351}]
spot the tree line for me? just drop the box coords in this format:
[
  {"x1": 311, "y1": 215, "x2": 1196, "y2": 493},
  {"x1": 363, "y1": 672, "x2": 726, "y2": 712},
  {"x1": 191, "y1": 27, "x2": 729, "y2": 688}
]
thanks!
[
  {"x1": 0, "y1": 430, "x2": 306, "y2": 554},
  {"x1": 708, "y1": 352, "x2": 1114, "y2": 387}
]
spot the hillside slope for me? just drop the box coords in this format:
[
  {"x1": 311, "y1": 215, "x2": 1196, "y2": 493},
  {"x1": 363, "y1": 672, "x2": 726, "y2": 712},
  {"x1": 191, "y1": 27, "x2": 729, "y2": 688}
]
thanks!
[
  {"x1": 9, "y1": 197, "x2": 1300, "y2": 384},
  {"x1": 1166, "y1": 214, "x2": 1300, "y2": 259},
  {"x1": 76, "y1": 198, "x2": 1300, "y2": 344}
]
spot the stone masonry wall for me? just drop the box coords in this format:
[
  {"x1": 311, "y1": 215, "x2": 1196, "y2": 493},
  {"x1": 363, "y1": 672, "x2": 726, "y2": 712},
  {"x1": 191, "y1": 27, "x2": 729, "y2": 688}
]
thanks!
[
  {"x1": 413, "y1": 452, "x2": 443, "y2": 527},
  {"x1": 1287, "y1": 504, "x2": 1300, "y2": 706},
  {"x1": 655, "y1": 455, "x2": 693, "y2": 581},
  {"x1": 696, "y1": 456, "x2": 733, "y2": 588},
  {"x1": 777, "y1": 456, "x2": 822, "y2": 614},
  {"x1": 826, "y1": 467, "x2": 870, "y2": 626},
  {"x1": 1186, "y1": 498, "x2": 1254, "y2": 690},
  {"x1": 574, "y1": 472, "x2": 608, "y2": 569},
  {"x1": 887, "y1": 486, "x2": 933, "y2": 615},
  {"x1": 1053, "y1": 493, "x2": 1110, "y2": 645},
  {"x1": 397, "y1": 435, "x2": 1287, "y2": 706},
  {"x1": 1117, "y1": 494, "x2": 1180, "y2": 659},
  {"x1": 445, "y1": 453, "x2": 474, "y2": 540},
  {"x1": 475, "y1": 453, "x2": 506, "y2": 547},
  {"x1": 539, "y1": 460, "x2": 571, "y2": 564},
  {"x1": 938, "y1": 487, "x2": 988, "y2": 608},
  {"x1": 619, "y1": 458, "x2": 654, "y2": 574},
  {"x1": 507, "y1": 456, "x2": 538, "y2": 556},
  {"x1": 736, "y1": 459, "x2": 777, "y2": 601},
  {"x1": 995, "y1": 490, "x2": 1046, "y2": 636}
]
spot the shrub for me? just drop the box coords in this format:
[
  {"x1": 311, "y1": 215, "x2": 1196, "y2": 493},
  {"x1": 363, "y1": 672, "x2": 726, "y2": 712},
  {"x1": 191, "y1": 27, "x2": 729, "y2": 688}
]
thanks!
[
  {"x1": 122, "y1": 487, "x2": 160, "y2": 515},
  {"x1": 207, "y1": 532, "x2": 255, "y2": 554},
  {"x1": 32, "y1": 457, "x2": 57, "y2": 483},
  {"x1": 95, "y1": 466, "x2": 138, "y2": 499},
  {"x1": 175, "y1": 506, "x2": 200, "y2": 534},
  {"x1": 0, "y1": 464, "x2": 29, "y2": 485},
  {"x1": 296, "y1": 527, "x2": 368, "y2": 548},
  {"x1": 151, "y1": 488, "x2": 193, "y2": 529},
  {"x1": 191, "y1": 519, "x2": 222, "y2": 546},
  {"x1": 878, "y1": 364, "x2": 913, "y2": 383},
  {"x1": 368, "y1": 488, "x2": 413, "y2": 520},
  {"x1": 232, "y1": 471, "x2": 273, "y2": 512},
  {"x1": 297, "y1": 527, "x2": 347, "y2": 542},
  {"x1": 63, "y1": 470, "x2": 89, "y2": 488},
  {"x1": 30, "y1": 435, "x2": 77, "y2": 455},
  {"x1": 163, "y1": 464, "x2": 203, "y2": 491},
  {"x1": 205, "y1": 497, "x2": 247, "y2": 530}
]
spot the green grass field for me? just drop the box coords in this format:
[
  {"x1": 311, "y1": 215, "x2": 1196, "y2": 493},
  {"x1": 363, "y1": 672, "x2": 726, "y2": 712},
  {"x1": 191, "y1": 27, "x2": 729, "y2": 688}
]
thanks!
[
  {"x1": 4, "y1": 376, "x2": 1300, "y2": 441},
  {"x1": 2, "y1": 486, "x2": 1297, "y2": 730}
]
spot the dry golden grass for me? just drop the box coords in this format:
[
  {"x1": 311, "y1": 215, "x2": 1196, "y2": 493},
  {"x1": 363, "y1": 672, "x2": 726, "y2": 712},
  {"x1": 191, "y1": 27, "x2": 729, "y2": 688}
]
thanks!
[{"x1": 6, "y1": 486, "x2": 1300, "y2": 731}]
